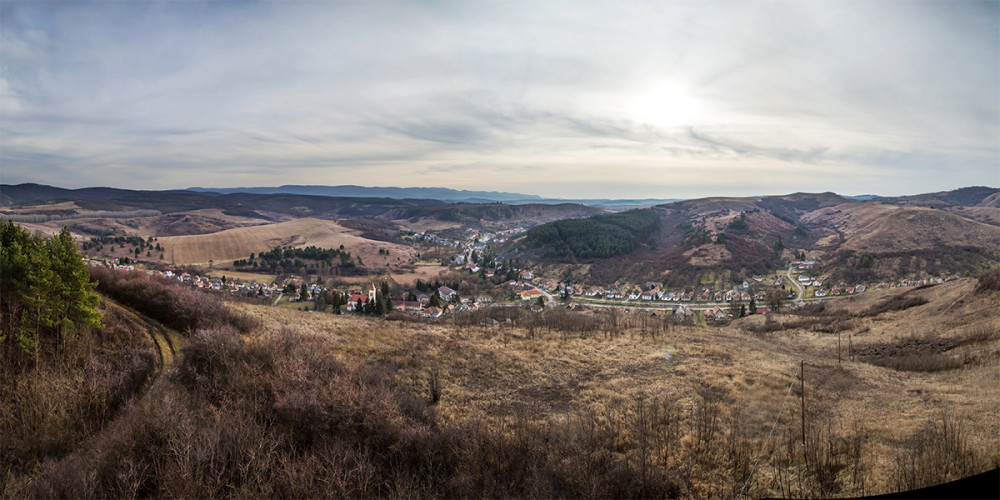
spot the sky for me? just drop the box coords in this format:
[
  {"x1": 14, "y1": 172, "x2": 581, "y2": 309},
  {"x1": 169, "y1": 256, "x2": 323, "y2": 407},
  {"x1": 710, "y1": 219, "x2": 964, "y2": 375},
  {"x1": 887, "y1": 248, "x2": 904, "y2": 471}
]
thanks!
[{"x1": 1, "y1": 1, "x2": 998, "y2": 199}]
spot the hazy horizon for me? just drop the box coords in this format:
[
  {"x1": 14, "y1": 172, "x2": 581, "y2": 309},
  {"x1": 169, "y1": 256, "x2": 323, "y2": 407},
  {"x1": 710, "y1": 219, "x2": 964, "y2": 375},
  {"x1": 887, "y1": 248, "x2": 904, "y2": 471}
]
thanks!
[
  {"x1": 2, "y1": 1, "x2": 998, "y2": 199},
  {"x1": 7, "y1": 179, "x2": 998, "y2": 203}
]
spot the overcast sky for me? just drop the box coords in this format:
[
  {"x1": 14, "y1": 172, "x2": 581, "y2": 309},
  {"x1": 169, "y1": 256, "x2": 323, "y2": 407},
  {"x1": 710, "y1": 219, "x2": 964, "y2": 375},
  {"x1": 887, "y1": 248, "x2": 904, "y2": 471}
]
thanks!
[{"x1": 2, "y1": 1, "x2": 997, "y2": 199}]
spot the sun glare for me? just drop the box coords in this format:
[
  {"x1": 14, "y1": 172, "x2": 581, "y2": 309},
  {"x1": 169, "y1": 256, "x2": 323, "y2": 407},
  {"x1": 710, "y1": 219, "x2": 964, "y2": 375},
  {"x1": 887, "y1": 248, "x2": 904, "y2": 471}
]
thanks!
[{"x1": 627, "y1": 82, "x2": 703, "y2": 128}]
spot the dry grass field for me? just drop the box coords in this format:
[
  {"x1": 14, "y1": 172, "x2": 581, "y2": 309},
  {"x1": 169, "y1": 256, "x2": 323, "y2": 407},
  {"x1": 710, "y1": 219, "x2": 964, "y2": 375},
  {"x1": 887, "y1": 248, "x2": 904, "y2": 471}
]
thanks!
[
  {"x1": 156, "y1": 217, "x2": 418, "y2": 268},
  {"x1": 231, "y1": 275, "x2": 1000, "y2": 497},
  {"x1": 802, "y1": 203, "x2": 1000, "y2": 252}
]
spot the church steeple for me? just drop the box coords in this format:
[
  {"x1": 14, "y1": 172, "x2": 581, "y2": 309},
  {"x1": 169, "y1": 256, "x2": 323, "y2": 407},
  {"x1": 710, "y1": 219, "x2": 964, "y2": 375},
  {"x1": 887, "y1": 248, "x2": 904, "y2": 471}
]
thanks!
[{"x1": 369, "y1": 282, "x2": 377, "y2": 302}]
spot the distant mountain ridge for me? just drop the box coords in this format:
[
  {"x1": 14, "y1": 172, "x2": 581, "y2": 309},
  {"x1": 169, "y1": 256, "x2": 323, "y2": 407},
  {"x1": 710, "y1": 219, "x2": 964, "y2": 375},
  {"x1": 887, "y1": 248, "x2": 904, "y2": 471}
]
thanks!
[
  {"x1": 187, "y1": 184, "x2": 542, "y2": 203},
  {"x1": 186, "y1": 184, "x2": 682, "y2": 207}
]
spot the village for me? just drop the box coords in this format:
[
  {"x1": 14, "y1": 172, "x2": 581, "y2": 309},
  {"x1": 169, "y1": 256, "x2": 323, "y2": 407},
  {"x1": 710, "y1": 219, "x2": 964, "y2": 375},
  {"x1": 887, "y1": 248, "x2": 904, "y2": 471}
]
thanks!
[{"x1": 91, "y1": 238, "x2": 960, "y2": 325}]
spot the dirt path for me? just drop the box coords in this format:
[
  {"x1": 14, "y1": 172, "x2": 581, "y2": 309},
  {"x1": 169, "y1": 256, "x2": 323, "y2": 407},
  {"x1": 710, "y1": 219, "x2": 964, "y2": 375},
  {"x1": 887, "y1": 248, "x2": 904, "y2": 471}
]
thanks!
[{"x1": 101, "y1": 297, "x2": 183, "y2": 375}]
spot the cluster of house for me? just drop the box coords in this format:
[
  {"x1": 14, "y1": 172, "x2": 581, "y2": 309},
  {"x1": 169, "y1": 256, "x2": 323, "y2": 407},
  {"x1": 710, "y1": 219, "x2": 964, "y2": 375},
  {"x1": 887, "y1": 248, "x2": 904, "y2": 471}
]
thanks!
[
  {"x1": 418, "y1": 232, "x2": 460, "y2": 248},
  {"x1": 705, "y1": 304, "x2": 772, "y2": 321},
  {"x1": 340, "y1": 283, "x2": 495, "y2": 318},
  {"x1": 574, "y1": 283, "x2": 767, "y2": 304}
]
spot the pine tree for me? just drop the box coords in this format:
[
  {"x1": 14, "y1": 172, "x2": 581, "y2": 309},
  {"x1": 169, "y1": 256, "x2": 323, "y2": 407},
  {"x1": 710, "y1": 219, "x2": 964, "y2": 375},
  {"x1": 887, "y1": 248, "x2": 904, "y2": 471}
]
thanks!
[
  {"x1": 0, "y1": 223, "x2": 101, "y2": 365},
  {"x1": 46, "y1": 229, "x2": 101, "y2": 349}
]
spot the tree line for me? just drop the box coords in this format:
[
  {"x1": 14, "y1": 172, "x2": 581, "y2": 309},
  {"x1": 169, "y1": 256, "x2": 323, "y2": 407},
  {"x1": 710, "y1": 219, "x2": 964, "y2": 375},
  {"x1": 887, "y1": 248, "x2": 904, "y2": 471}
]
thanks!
[{"x1": 233, "y1": 245, "x2": 356, "y2": 273}]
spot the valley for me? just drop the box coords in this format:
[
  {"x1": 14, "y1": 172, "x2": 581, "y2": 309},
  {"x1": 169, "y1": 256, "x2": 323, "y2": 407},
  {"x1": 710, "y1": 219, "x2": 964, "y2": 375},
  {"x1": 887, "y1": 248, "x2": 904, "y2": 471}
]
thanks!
[{"x1": 1, "y1": 183, "x2": 998, "y2": 498}]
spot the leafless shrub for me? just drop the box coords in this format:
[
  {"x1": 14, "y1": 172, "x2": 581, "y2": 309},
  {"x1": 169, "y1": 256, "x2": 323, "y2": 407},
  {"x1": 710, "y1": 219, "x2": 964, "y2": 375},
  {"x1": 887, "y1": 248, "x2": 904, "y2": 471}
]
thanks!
[
  {"x1": 428, "y1": 369, "x2": 441, "y2": 405},
  {"x1": 89, "y1": 266, "x2": 259, "y2": 335},
  {"x1": 957, "y1": 325, "x2": 997, "y2": 345},
  {"x1": 742, "y1": 314, "x2": 784, "y2": 336},
  {"x1": 873, "y1": 352, "x2": 964, "y2": 372},
  {"x1": 862, "y1": 294, "x2": 929, "y2": 317},
  {"x1": 891, "y1": 416, "x2": 980, "y2": 492},
  {"x1": 22, "y1": 325, "x2": 693, "y2": 499},
  {"x1": 974, "y1": 266, "x2": 1000, "y2": 293},
  {"x1": 0, "y1": 306, "x2": 156, "y2": 483},
  {"x1": 385, "y1": 310, "x2": 428, "y2": 323}
]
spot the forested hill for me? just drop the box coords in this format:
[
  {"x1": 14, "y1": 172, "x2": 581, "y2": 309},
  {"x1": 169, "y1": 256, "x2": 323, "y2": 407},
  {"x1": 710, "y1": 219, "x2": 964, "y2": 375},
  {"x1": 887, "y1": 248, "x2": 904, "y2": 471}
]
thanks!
[{"x1": 522, "y1": 209, "x2": 660, "y2": 259}]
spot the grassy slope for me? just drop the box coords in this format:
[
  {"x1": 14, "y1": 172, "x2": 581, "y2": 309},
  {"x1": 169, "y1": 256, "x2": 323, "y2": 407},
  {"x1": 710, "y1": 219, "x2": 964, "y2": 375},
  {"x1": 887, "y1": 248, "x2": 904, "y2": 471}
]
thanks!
[
  {"x1": 6, "y1": 276, "x2": 997, "y2": 498},
  {"x1": 155, "y1": 217, "x2": 417, "y2": 268},
  {"x1": 234, "y1": 276, "x2": 1000, "y2": 497}
]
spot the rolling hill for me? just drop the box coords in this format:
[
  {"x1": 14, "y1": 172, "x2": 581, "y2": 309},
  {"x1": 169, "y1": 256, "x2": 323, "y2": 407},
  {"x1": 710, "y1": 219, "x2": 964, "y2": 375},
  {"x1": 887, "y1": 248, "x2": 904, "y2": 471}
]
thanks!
[
  {"x1": 0, "y1": 183, "x2": 602, "y2": 235},
  {"x1": 513, "y1": 189, "x2": 1000, "y2": 285}
]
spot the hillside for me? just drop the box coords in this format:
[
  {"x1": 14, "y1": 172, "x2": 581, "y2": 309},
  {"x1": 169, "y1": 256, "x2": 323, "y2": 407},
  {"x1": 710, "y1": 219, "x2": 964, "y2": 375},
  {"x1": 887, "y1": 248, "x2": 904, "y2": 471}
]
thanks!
[
  {"x1": 5, "y1": 264, "x2": 997, "y2": 498},
  {"x1": 521, "y1": 209, "x2": 660, "y2": 258},
  {"x1": 0, "y1": 183, "x2": 601, "y2": 235},
  {"x1": 391, "y1": 202, "x2": 604, "y2": 232},
  {"x1": 153, "y1": 218, "x2": 417, "y2": 269},
  {"x1": 512, "y1": 189, "x2": 1000, "y2": 286}
]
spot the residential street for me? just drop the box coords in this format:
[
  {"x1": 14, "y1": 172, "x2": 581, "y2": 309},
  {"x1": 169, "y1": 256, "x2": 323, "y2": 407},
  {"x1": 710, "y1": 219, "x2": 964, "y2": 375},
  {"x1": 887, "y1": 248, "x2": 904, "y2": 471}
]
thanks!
[{"x1": 785, "y1": 263, "x2": 804, "y2": 301}]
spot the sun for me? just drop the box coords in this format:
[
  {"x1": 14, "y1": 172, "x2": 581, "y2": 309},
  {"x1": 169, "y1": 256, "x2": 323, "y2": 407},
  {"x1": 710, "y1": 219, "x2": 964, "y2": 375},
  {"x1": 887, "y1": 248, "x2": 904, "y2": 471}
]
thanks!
[{"x1": 626, "y1": 81, "x2": 703, "y2": 128}]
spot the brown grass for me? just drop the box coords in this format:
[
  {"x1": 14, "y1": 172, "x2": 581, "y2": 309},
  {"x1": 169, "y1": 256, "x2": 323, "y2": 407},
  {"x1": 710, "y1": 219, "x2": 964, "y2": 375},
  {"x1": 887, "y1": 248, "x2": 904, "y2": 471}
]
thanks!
[
  {"x1": 233, "y1": 277, "x2": 1000, "y2": 497},
  {"x1": 0, "y1": 300, "x2": 156, "y2": 485},
  {"x1": 6, "y1": 276, "x2": 998, "y2": 498},
  {"x1": 156, "y1": 218, "x2": 417, "y2": 268}
]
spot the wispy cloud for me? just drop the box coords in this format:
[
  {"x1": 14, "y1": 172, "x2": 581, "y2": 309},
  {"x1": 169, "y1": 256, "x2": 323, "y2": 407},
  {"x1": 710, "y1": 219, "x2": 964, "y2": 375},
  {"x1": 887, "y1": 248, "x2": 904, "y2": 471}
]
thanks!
[{"x1": 1, "y1": 1, "x2": 996, "y2": 198}]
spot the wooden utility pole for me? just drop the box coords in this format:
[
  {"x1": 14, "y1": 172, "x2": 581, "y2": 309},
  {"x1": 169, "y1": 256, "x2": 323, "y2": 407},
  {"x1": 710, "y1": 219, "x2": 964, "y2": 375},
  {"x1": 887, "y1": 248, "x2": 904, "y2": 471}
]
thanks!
[
  {"x1": 800, "y1": 360, "x2": 807, "y2": 465},
  {"x1": 849, "y1": 335, "x2": 854, "y2": 362},
  {"x1": 838, "y1": 332, "x2": 842, "y2": 364}
]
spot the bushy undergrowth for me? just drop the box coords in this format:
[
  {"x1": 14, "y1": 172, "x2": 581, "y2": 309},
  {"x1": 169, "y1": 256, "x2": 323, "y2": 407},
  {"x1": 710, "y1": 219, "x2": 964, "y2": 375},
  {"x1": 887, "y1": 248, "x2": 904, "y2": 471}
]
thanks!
[
  {"x1": 975, "y1": 266, "x2": 1000, "y2": 293},
  {"x1": 7, "y1": 320, "x2": 996, "y2": 498},
  {"x1": 862, "y1": 294, "x2": 929, "y2": 317},
  {"x1": 0, "y1": 304, "x2": 156, "y2": 482},
  {"x1": 3, "y1": 266, "x2": 260, "y2": 491},
  {"x1": 89, "y1": 266, "x2": 258, "y2": 335},
  {"x1": 22, "y1": 327, "x2": 687, "y2": 498},
  {"x1": 870, "y1": 352, "x2": 963, "y2": 372},
  {"x1": 892, "y1": 417, "x2": 983, "y2": 491},
  {"x1": 451, "y1": 306, "x2": 672, "y2": 339}
]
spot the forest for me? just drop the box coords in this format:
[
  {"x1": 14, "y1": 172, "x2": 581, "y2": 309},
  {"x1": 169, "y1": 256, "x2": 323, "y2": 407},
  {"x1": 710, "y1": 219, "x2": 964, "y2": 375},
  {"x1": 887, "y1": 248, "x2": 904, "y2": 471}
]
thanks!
[
  {"x1": 523, "y1": 209, "x2": 660, "y2": 259},
  {"x1": 232, "y1": 245, "x2": 355, "y2": 273}
]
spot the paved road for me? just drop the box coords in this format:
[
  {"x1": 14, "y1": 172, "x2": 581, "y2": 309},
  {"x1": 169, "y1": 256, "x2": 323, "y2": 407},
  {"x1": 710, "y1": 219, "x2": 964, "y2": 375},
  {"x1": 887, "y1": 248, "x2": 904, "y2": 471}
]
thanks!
[
  {"x1": 784, "y1": 264, "x2": 805, "y2": 301},
  {"x1": 537, "y1": 287, "x2": 559, "y2": 308},
  {"x1": 272, "y1": 292, "x2": 284, "y2": 307}
]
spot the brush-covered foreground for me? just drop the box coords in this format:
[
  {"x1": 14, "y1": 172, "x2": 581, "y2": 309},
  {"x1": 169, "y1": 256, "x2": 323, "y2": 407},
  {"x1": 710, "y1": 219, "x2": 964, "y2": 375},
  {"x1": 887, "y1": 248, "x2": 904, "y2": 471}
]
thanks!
[{"x1": 3, "y1": 271, "x2": 999, "y2": 498}]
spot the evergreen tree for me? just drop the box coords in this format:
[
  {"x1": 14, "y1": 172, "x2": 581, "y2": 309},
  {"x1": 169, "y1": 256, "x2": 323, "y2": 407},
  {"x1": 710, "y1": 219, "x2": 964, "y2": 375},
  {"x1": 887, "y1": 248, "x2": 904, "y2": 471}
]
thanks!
[
  {"x1": 46, "y1": 229, "x2": 101, "y2": 348},
  {"x1": 1, "y1": 222, "x2": 101, "y2": 365},
  {"x1": 749, "y1": 297, "x2": 757, "y2": 315}
]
